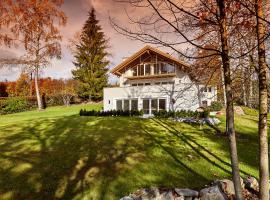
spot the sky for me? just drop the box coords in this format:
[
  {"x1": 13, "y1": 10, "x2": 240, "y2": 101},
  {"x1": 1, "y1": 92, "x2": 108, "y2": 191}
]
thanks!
[{"x1": 0, "y1": 0, "x2": 151, "y2": 83}]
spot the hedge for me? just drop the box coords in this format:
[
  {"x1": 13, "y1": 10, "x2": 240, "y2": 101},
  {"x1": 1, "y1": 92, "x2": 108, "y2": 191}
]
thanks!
[
  {"x1": 79, "y1": 109, "x2": 143, "y2": 117},
  {"x1": 79, "y1": 109, "x2": 209, "y2": 118},
  {"x1": 153, "y1": 109, "x2": 209, "y2": 118}
]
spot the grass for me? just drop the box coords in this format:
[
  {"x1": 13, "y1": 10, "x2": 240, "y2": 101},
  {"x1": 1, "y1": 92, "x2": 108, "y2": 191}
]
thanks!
[{"x1": 0, "y1": 104, "x2": 268, "y2": 200}]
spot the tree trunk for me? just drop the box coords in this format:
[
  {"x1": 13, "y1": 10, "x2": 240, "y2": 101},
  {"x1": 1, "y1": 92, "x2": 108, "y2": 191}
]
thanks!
[
  {"x1": 247, "y1": 55, "x2": 254, "y2": 107},
  {"x1": 34, "y1": 68, "x2": 43, "y2": 110},
  {"x1": 242, "y1": 68, "x2": 247, "y2": 106},
  {"x1": 220, "y1": 66, "x2": 227, "y2": 107},
  {"x1": 217, "y1": 0, "x2": 243, "y2": 199},
  {"x1": 255, "y1": 0, "x2": 269, "y2": 199}
]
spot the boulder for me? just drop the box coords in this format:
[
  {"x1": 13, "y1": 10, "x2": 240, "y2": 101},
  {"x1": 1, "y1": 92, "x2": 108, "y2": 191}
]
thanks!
[
  {"x1": 199, "y1": 185, "x2": 227, "y2": 200},
  {"x1": 213, "y1": 179, "x2": 235, "y2": 196},
  {"x1": 134, "y1": 188, "x2": 159, "y2": 200},
  {"x1": 244, "y1": 176, "x2": 259, "y2": 191},
  {"x1": 175, "y1": 188, "x2": 199, "y2": 198},
  {"x1": 158, "y1": 191, "x2": 174, "y2": 200}
]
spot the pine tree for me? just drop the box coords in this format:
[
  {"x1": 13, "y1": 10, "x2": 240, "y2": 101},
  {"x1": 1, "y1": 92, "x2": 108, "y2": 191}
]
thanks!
[{"x1": 72, "y1": 9, "x2": 109, "y2": 101}]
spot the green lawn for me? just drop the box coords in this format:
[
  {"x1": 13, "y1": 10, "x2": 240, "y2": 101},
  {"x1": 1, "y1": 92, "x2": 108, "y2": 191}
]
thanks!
[{"x1": 0, "y1": 105, "x2": 268, "y2": 200}]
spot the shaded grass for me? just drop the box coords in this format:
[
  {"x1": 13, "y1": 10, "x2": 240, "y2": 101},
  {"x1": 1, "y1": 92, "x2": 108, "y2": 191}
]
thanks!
[{"x1": 0, "y1": 105, "x2": 268, "y2": 199}]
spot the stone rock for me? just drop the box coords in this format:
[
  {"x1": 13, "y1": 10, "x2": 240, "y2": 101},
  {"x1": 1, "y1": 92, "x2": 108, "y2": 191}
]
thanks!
[
  {"x1": 213, "y1": 179, "x2": 235, "y2": 196},
  {"x1": 244, "y1": 176, "x2": 259, "y2": 191},
  {"x1": 174, "y1": 196, "x2": 185, "y2": 200},
  {"x1": 136, "y1": 187, "x2": 160, "y2": 200},
  {"x1": 199, "y1": 185, "x2": 227, "y2": 200},
  {"x1": 158, "y1": 191, "x2": 174, "y2": 200},
  {"x1": 175, "y1": 188, "x2": 199, "y2": 197},
  {"x1": 120, "y1": 197, "x2": 133, "y2": 200}
]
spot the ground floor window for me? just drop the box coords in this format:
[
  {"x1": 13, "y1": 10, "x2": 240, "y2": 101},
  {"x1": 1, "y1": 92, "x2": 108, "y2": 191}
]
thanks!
[
  {"x1": 142, "y1": 98, "x2": 166, "y2": 114},
  {"x1": 131, "y1": 99, "x2": 138, "y2": 110},
  {"x1": 123, "y1": 100, "x2": 130, "y2": 111},
  {"x1": 116, "y1": 100, "x2": 123, "y2": 111},
  {"x1": 116, "y1": 98, "x2": 166, "y2": 114},
  {"x1": 116, "y1": 99, "x2": 138, "y2": 111},
  {"x1": 159, "y1": 99, "x2": 166, "y2": 110},
  {"x1": 143, "y1": 99, "x2": 150, "y2": 114}
]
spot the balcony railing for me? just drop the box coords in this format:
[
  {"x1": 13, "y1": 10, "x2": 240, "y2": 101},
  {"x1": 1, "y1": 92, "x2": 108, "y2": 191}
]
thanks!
[{"x1": 125, "y1": 73, "x2": 176, "y2": 80}]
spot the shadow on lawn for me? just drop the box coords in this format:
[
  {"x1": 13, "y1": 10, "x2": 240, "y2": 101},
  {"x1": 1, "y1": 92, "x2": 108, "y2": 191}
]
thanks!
[
  {"x1": 0, "y1": 115, "x2": 261, "y2": 200},
  {"x1": 0, "y1": 116, "x2": 149, "y2": 200},
  {"x1": 0, "y1": 115, "x2": 217, "y2": 200}
]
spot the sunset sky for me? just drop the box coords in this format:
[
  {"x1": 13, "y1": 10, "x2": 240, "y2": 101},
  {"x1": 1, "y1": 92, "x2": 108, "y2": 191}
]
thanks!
[{"x1": 0, "y1": 0, "x2": 156, "y2": 83}]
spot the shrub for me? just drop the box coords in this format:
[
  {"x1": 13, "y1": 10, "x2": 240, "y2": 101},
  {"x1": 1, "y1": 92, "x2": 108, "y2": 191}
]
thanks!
[
  {"x1": 153, "y1": 110, "x2": 199, "y2": 118},
  {"x1": 0, "y1": 98, "x2": 30, "y2": 114},
  {"x1": 153, "y1": 109, "x2": 209, "y2": 119},
  {"x1": 79, "y1": 109, "x2": 143, "y2": 117},
  {"x1": 208, "y1": 101, "x2": 223, "y2": 111}
]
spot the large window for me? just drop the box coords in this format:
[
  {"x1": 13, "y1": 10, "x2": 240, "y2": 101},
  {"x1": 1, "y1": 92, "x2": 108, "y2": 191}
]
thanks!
[
  {"x1": 116, "y1": 100, "x2": 123, "y2": 111},
  {"x1": 159, "y1": 99, "x2": 166, "y2": 110},
  {"x1": 143, "y1": 99, "x2": 150, "y2": 114},
  {"x1": 145, "y1": 64, "x2": 151, "y2": 75},
  {"x1": 138, "y1": 65, "x2": 144, "y2": 76},
  {"x1": 151, "y1": 99, "x2": 158, "y2": 113},
  {"x1": 132, "y1": 62, "x2": 175, "y2": 77},
  {"x1": 131, "y1": 99, "x2": 138, "y2": 110},
  {"x1": 154, "y1": 63, "x2": 159, "y2": 74},
  {"x1": 116, "y1": 99, "x2": 138, "y2": 111},
  {"x1": 123, "y1": 100, "x2": 130, "y2": 111}
]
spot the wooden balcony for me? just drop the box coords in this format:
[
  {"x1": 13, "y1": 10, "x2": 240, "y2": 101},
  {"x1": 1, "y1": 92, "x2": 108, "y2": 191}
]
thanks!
[{"x1": 125, "y1": 73, "x2": 176, "y2": 80}]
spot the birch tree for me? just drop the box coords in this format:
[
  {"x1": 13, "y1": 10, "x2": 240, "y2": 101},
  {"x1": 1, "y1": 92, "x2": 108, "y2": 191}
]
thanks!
[{"x1": 0, "y1": 0, "x2": 67, "y2": 110}]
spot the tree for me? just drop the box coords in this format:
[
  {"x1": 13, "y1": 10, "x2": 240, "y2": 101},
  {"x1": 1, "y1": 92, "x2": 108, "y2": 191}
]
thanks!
[
  {"x1": 8, "y1": 0, "x2": 67, "y2": 110},
  {"x1": 255, "y1": 0, "x2": 269, "y2": 199},
  {"x1": 72, "y1": 9, "x2": 109, "y2": 101},
  {"x1": 15, "y1": 73, "x2": 30, "y2": 97},
  {"x1": 59, "y1": 79, "x2": 78, "y2": 106}
]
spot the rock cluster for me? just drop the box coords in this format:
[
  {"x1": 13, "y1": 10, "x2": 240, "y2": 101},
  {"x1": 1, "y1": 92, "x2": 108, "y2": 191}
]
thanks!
[{"x1": 120, "y1": 177, "x2": 260, "y2": 200}]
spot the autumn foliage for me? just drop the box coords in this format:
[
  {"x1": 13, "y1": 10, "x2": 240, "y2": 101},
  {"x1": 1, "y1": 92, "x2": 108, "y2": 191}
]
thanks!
[{"x1": 0, "y1": 74, "x2": 78, "y2": 107}]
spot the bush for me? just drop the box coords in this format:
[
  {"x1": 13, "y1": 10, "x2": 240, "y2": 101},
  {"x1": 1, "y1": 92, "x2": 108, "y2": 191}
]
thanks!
[
  {"x1": 79, "y1": 109, "x2": 143, "y2": 117},
  {"x1": 153, "y1": 109, "x2": 209, "y2": 119},
  {"x1": 0, "y1": 98, "x2": 30, "y2": 114},
  {"x1": 208, "y1": 101, "x2": 223, "y2": 111}
]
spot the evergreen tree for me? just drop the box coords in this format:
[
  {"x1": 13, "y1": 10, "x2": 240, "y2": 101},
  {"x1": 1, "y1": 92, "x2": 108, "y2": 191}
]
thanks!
[{"x1": 72, "y1": 9, "x2": 109, "y2": 101}]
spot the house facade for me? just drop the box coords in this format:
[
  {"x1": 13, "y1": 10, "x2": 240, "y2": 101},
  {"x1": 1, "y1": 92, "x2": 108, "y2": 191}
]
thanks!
[{"x1": 103, "y1": 46, "x2": 217, "y2": 115}]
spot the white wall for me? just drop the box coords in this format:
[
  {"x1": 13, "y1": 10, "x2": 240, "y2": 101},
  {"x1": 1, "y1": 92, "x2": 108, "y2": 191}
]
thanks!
[{"x1": 103, "y1": 83, "x2": 214, "y2": 112}]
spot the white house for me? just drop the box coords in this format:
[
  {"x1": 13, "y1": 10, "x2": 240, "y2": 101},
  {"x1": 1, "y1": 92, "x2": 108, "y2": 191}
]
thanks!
[{"x1": 103, "y1": 46, "x2": 217, "y2": 115}]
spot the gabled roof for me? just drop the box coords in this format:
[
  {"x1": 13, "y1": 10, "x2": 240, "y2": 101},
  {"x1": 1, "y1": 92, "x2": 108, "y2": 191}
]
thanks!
[{"x1": 111, "y1": 45, "x2": 190, "y2": 76}]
